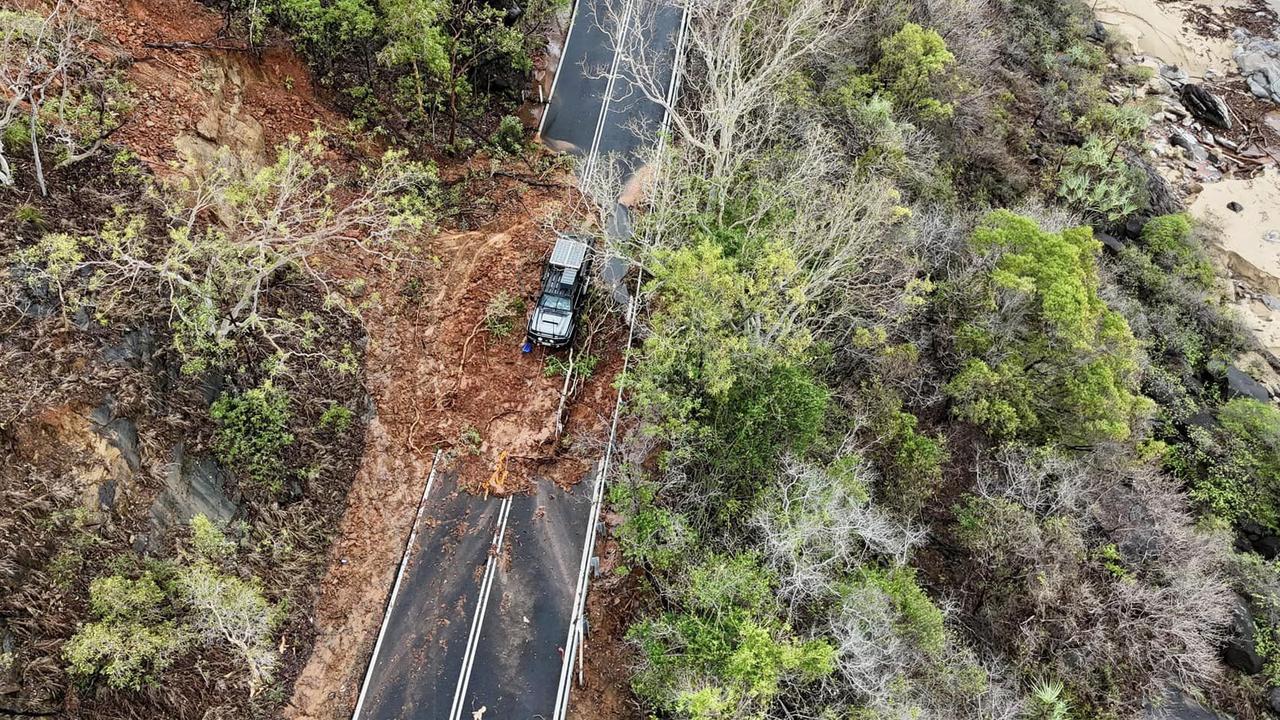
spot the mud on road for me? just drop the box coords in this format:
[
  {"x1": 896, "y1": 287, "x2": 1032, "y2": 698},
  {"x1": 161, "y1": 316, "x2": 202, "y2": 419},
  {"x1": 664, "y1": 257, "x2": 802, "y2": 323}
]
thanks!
[{"x1": 286, "y1": 174, "x2": 629, "y2": 719}]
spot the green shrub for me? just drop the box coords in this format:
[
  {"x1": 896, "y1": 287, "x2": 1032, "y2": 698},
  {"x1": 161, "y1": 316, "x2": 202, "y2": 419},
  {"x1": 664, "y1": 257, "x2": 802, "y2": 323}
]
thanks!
[
  {"x1": 945, "y1": 211, "x2": 1153, "y2": 445},
  {"x1": 64, "y1": 572, "x2": 188, "y2": 690},
  {"x1": 1177, "y1": 398, "x2": 1280, "y2": 528},
  {"x1": 608, "y1": 480, "x2": 695, "y2": 570},
  {"x1": 1056, "y1": 136, "x2": 1147, "y2": 221},
  {"x1": 871, "y1": 23, "x2": 956, "y2": 119},
  {"x1": 879, "y1": 409, "x2": 948, "y2": 516},
  {"x1": 319, "y1": 402, "x2": 355, "y2": 433},
  {"x1": 1138, "y1": 214, "x2": 1214, "y2": 290},
  {"x1": 850, "y1": 565, "x2": 945, "y2": 655},
  {"x1": 491, "y1": 114, "x2": 526, "y2": 154},
  {"x1": 210, "y1": 380, "x2": 295, "y2": 493},
  {"x1": 628, "y1": 553, "x2": 835, "y2": 719}
]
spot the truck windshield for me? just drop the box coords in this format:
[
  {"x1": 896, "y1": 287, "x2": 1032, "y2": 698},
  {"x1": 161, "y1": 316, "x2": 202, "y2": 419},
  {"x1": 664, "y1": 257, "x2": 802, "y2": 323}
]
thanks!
[{"x1": 541, "y1": 294, "x2": 572, "y2": 312}]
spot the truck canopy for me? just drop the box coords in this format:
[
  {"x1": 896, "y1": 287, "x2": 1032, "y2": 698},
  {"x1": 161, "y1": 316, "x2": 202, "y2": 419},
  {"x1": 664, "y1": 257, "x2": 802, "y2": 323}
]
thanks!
[{"x1": 550, "y1": 235, "x2": 590, "y2": 271}]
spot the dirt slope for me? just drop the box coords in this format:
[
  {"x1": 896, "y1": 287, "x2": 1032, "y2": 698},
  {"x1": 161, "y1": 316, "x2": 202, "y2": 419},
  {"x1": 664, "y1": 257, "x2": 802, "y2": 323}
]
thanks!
[{"x1": 285, "y1": 177, "x2": 627, "y2": 717}]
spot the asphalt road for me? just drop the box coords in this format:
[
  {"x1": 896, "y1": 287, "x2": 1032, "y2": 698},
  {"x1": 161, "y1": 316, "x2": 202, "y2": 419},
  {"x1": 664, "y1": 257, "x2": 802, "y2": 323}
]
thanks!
[
  {"x1": 353, "y1": 469, "x2": 592, "y2": 720},
  {"x1": 352, "y1": 0, "x2": 684, "y2": 716},
  {"x1": 541, "y1": 0, "x2": 685, "y2": 178}
]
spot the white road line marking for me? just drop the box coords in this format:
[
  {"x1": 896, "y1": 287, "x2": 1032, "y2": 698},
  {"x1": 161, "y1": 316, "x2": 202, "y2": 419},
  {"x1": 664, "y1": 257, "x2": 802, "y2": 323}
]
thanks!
[
  {"x1": 449, "y1": 494, "x2": 515, "y2": 720},
  {"x1": 582, "y1": 0, "x2": 638, "y2": 182},
  {"x1": 351, "y1": 449, "x2": 443, "y2": 720},
  {"x1": 538, "y1": 0, "x2": 584, "y2": 136}
]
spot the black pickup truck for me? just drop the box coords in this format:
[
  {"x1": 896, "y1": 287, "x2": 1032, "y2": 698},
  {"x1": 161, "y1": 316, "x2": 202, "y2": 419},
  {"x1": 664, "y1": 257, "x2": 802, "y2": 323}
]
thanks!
[{"x1": 527, "y1": 234, "x2": 592, "y2": 348}]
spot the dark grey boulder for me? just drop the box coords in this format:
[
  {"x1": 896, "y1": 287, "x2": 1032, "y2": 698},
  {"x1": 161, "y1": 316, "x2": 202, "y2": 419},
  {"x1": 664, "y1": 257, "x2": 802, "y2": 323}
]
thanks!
[
  {"x1": 1239, "y1": 520, "x2": 1280, "y2": 560},
  {"x1": 1268, "y1": 686, "x2": 1280, "y2": 714},
  {"x1": 1171, "y1": 129, "x2": 1210, "y2": 162},
  {"x1": 1227, "y1": 365, "x2": 1272, "y2": 402},
  {"x1": 1097, "y1": 232, "x2": 1126, "y2": 253},
  {"x1": 1224, "y1": 595, "x2": 1264, "y2": 675},
  {"x1": 102, "y1": 327, "x2": 156, "y2": 367},
  {"x1": 1180, "y1": 84, "x2": 1232, "y2": 129}
]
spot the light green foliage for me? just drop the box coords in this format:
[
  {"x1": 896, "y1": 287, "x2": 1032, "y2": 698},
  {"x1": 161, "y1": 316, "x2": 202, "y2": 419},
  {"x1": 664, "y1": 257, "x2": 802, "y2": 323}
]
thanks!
[
  {"x1": 273, "y1": 0, "x2": 379, "y2": 67},
  {"x1": 635, "y1": 235, "x2": 824, "y2": 502},
  {"x1": 628, "y1": 553, "x2": 836, "y2": 719},
  {"x1": 878, "y1": 409, "x2": 948, "y2": 516},
  {"x1": 191, "y1": 514, "x2": 237, "y2": 560},
  {"x1": 1176, "y1": 398, "x2": 1280, "y2": 528},
  {"x1": 319, "y1": 402, "x2": 355, "y2": 433},
  {"x1": 12, "y1": 232, "x2": 88, "y2": 318},
  {"x1": 491, "y1": 114, "x2": 526, "y2": 154},
  {"x1": 376, "y1": 0, "x2": 450, "y2": 115},
  {"x1": 608, "y1": 479, "x2": 695, "y2": 570},
  {"x1": 1028, "y1": 677, "x2": 1073, "y2": 720},
  {"x1": 849, "y1": 565, "x2": 945, "y2": 655},
  {"x1": 65, "y1": 520, "x2": 280, "y2": 693},
  {"x1": 872, "y1": 23, "x2": 956, "y2": 119},
  {"x1": 483, "y1": 290, "x2": 526, "y2": 337},
  {"x1": 1056, "y1": 136, "x2": 1147, "y2": 221},
  {"x1": 64, "y1": 573, "x2": 188, "y2": 690},
  {"x1": 945, "y1": 211, "x2": 1152, "y2": 445},
  {"x1": 1138, "y1": 214, "x2": 1214, "y2": 290},
  {"x1": 211, "y1": 380, "x2": 295, "y2": 493},
  {"x1": 178, "y1": 560, "x2": 282, "y2": 690}
]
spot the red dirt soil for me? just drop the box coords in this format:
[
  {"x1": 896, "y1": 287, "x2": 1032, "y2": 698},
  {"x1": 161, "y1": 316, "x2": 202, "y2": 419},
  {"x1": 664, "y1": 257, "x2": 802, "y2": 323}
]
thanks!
[
  {"x1": 286, "y1": 178, "x2": 628, "y2": 717},
  {"x1": 77, "y1": 0, "x2": 342, "y2": 174}
]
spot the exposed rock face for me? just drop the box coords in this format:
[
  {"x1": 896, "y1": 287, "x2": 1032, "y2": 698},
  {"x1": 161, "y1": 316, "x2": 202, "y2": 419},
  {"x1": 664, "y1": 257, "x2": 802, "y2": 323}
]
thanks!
[
  {"x1": 1226, "y1": 365, "x2": 1273, "y2": 402},
  {"x1": 148, "y1": 442, "x2": 237, "y2": 549},
  {"x1": 173, "y1": 56, "x2": 268, "y2": 186},
  {"x1": 15, "y1": 404, "x2": 140, "y2": 521},
  {"x1": 1235, "y1": 36, "x2": 1280, "y2": 105},
  {"x1": 1145, "y1": 690, "x2": 1230, "y2": 720},
  {"x1": 1224, "y1": 595, "x2": 1265, "y2": 676},
  {"x1": 1238, "y1": 520, "x2": 1280, "y2": 560}
]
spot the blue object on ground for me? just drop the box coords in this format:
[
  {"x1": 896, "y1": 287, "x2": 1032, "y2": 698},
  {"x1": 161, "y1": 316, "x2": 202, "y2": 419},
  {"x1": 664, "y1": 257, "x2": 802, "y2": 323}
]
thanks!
[{"x1": 522, "y1": 340, "x2": 533, "y2": 353}]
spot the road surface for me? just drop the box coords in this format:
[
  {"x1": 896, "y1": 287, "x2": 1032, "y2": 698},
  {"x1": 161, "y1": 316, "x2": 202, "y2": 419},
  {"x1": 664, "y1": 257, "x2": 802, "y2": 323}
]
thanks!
[{"x1": 350, "y1": 0, "x2": 685, "y2": 717}]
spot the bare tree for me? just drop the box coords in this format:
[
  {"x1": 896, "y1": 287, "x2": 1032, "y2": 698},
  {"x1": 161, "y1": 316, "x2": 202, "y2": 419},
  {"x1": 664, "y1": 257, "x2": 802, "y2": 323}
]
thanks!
[
  {"x1": 754, "y1": 453, "x2": 927, "y2": 607},
  {"x1": 0, "y1": 2, "x2": 126, "y2": 195}
]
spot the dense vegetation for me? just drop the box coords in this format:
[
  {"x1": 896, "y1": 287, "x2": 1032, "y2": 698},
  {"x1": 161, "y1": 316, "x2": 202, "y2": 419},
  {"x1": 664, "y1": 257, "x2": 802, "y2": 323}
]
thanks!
[
  {"x1": 600, "y1": 0, "x2": 1280, "y2": 718},
  {"x1": 4, "y1": 0, "x2": 1280, "y2": 718}
]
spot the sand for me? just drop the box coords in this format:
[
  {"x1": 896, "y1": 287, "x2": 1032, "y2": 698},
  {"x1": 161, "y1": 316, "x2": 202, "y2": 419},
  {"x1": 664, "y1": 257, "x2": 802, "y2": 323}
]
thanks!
[
  {"x1": 1094, "y1": 0, "x2": 1242, "y2": 77},
  {"x1": 1191, "y1": 169, "x2": 1280, "y2": 280}
]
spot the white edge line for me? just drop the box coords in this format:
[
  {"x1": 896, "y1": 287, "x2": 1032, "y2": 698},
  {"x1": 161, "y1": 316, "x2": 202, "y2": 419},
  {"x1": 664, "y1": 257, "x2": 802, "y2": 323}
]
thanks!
[
  {"x1": 583, "y1": 0, "x2": 638, "y2": 182},
  {"x1": 351, "y1": 448, "x2": 443, "y2": 720},
  {"x1": 554, "y1": 2, "x2": 689, "y2": 716},
  {"x1": 538, "y1": 0, "x2": 584, "y2": 136},
  {"x1": 449, "y1": 495, "x2": 515, "y2": 720}
]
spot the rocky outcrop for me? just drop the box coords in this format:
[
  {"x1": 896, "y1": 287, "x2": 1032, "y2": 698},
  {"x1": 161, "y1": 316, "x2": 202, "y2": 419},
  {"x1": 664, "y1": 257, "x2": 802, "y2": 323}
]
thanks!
[
  {"x1": 1180, "y1": 84, "x2": 1232, "y2": 130},
  {"x1": 148, "y1": 442, "x2": 237, "y2": 550},
  {"x1": 1224, "y1": 595, "x2": 1265, "y2": 675},
  {"x1": 1235, "y1": 35, "x2": 1280, "y2": 105}
]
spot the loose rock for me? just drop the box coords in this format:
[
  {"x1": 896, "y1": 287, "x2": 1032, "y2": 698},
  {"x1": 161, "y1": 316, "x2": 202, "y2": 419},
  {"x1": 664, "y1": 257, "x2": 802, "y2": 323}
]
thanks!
[
  {"x1": 1180, "y1": 84, "x2": 1232, "y2": 129},
  {"x1": 1235, "y1": 36, "x2": 1280, "y2": 105}
]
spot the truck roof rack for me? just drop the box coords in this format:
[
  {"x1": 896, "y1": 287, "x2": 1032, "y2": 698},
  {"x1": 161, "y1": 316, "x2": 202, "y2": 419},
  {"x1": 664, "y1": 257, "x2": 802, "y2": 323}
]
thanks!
[{"x1": 550, "y1": 235, "x2": 589, "y2": 271}]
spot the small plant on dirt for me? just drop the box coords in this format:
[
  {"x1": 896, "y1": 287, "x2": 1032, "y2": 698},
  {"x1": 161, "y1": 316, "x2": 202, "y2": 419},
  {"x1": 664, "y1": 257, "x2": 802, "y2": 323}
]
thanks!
[
  {"x1": 12, "y1": 203, "x2": 43, "y2": 226},
  {"x1": 484, "y1": 290, "x2": 526, "y2": 337},
  {"x1": 491, "y1": 115, "x2": 526, "y2": 155},
  {"x1": 211, "y1": 380, "x2": 295, "y2": 494},
  {"x1": 319, "y1": 403, "x2": 354, "y2": 433},
  {"x1": 544, "y1": 353, "x2": 601, "y2": 381},
  {"x1": 460, "y1": 425, "x2": 483, "y2": 455}
]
